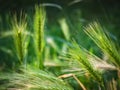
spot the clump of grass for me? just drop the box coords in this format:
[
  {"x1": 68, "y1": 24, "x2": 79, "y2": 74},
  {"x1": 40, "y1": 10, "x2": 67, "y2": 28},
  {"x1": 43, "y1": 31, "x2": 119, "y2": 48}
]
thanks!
[
  {"x1": 0, "y1": 68, "x2": 73, "y2": 90},
  {"x1": 33, "y1": 5, "x2": 46, "y2": 69}
]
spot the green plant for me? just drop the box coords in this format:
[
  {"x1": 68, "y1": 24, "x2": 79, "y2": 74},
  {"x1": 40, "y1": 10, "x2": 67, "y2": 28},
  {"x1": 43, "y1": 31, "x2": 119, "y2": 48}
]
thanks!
[
  {"x1": 12, "y1": 15, "x2": 29, "y2": 67},
  {"x1": 66, "y1": 41, "x2": 105, "y2": 89},
  {"x1": 61, "y1": 22, "x2": 120, "y2": 90},
  {"x1": 33, "y1": 5, "x2": 46, "y2": 69},
  {"x1": 85, "y1": 22, "x2": 120, "y2": 68}
]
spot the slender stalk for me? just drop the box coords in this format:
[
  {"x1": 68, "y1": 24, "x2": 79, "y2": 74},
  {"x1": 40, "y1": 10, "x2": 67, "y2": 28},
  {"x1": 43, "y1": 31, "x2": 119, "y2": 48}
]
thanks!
[{"x1": 59, "y1": 73, "x2": 87, "y2": 90}]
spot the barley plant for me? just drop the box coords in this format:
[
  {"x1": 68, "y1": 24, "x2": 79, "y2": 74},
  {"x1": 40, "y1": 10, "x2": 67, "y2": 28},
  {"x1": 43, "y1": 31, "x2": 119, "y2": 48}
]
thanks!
[
  {"x1": 33, "y1": 5, "x2": 45, "y2": 69},
  {"x1": 63, "y1": 22, "x2": 120, "y2": 90},
  {"x1": 85, "y1": 22, "x2": 120, "y2": 68},
  {"x1": 12, "y1": 14, "x2": 29, "y2": 67}
]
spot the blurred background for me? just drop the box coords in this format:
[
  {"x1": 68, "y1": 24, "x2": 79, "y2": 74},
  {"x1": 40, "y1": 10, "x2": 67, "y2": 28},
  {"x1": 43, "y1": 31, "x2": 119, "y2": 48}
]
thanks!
[
  {"x1": 0, "y1": 0, "x2": 120, "y2": 69},
  {"x1": 1, "y1": 0, "x2": 119, "y2": 38}
]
